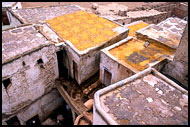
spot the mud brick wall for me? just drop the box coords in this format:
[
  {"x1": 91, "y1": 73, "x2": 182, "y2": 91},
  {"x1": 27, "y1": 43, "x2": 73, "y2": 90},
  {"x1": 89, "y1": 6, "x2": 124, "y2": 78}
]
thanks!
[{"x1": 2, "y1": 45, "x2": 59, "y2": 117}]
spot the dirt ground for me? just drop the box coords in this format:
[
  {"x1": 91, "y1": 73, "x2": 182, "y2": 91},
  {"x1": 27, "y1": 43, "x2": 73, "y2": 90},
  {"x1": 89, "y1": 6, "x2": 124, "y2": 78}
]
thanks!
[{"x1": 21, "y1": 2, "x2": 167, "y2": 10}]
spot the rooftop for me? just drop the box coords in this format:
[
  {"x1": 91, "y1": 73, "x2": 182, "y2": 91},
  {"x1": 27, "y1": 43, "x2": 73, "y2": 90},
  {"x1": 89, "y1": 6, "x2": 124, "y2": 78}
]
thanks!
[
  {"x1": 2, "y1": 25, "x2": 48, "y2": 64},
  {"x1": 46, "y1": 10, "x2": 122, "y2": 51},
  {"x1": 108, "y1": 37, "x2": 175, "y2": 72},
  {"x1": 125, "y1": 21, "x2": 149, "y2": 37},
  {"x1": 2, "y1": 2, "x2": 16, "y2": 8},
  {"x1": 11, "y1": 5, "x2": 81, "y2": 24},
  {"x1": 136, "y1": 17, "x2": 187, "y2": 49},
  {"x1": 100, "y1": 73, "x2": 188, "y2": 125}
]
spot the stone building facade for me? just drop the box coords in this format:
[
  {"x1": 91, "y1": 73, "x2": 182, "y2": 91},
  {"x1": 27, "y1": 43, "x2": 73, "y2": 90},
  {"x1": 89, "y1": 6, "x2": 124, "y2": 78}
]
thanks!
[{"x1": 2, "y1": 25, "x2": 63, "y2": 125}]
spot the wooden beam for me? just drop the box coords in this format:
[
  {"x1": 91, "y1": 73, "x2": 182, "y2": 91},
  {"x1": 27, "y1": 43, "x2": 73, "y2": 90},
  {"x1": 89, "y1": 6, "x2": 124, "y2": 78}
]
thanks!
[{"x1": 55, "y1": 80, "x2": 87, "y2": 115}]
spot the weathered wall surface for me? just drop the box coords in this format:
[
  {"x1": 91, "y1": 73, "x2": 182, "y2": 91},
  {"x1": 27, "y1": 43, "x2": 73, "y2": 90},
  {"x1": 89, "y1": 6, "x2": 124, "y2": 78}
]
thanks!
[
  {"x1": 63, "y1": 44, "x2": 80, "y2": 82},
  {"x1": 162, "y1": 24, "x2": 188, "y2": 88},
  {"x1": 115, "y1": 3, "x2": 177, "y2": 25},
  {"x1": 16, "y1": 89, "x2": 64, "y2": 125},
  {"x1": 100, "y1": 51, "x2": 135, "y2": 86},
  {"x1": 63, "y1": 29, "x2": 129, "y2": 85},
  {"x1": 79, "y1": 31, "x2": 129, "y2": 85},
  {"x1": 173, "y1": 3, "x2": 188, "y2": 18},
  {"x1": 2, "y1": 45, "x2": 59, "y2": 116},
  {"x1": 2, "y1": 89, "x2": 64, "y2": 125},
  {"x1": 7, "y1": 10, "x2": 22, "y2": 26}
]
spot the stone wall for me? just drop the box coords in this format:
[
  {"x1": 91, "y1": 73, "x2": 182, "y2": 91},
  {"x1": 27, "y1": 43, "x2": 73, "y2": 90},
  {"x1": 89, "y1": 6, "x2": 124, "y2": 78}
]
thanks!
[
  {"x1": 162, "y1": 24, "x2": 188, "y2": 88},
  {"x1": 2, "y1": 89, "x2": 64, "y2": 125},
  {"x1": 115, "y1": 3, "x2": 178, "y2": 25},
  {"x1": 2, "y1": 44, "x2": 59, "y2": 117}
]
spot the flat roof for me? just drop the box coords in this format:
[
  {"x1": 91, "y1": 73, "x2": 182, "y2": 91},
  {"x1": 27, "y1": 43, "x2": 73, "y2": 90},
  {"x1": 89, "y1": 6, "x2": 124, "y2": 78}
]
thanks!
[
  {"x1": 11, "y1": 5, "x2": 81, "y2": 24},
  {"x1": 108, "y1": 38, "x2": 175, "y2": 71},
  {"x1": 100, "y1": 73, "x2": 188, "y2": 125},
  {"x1": 2, "y1": 25, "x2": 48, "y2": 64},
  {"x1": 46, "y1": 10, "x2": 121, "y2": 51},
  {"x1": 136, "y1": 17, "x2": 187, "y2": 49},
  {"x1": 2, "y1": 2, "x2": 16, "y2": 8},
  {"x1": 126, "y1": 21, "x2": 149, "y2": 37}
]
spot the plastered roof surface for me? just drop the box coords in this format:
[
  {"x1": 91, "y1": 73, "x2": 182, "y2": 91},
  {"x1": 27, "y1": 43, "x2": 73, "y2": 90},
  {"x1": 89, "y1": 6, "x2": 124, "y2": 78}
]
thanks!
[
  {"x1": 109, "y1": 38, "x2": 174, "y2": 71},
  {"x1": 137, "y1": 17, "x2": 187, "y2": 49},
  {"x1": 11, "y1": 5, "x2": 81, "y2": 24},
  {"x1": 2, "y1": 2, "x2": 16, "y2": 7},
  {"x1": 100, "y1": 74, "x2": 188, "y2": 125},
  {"x1": 107, "y1": 21, "x2": 174, "y2": 72},
  {"x1": 2, "y1": 25, "x2": 48, "y2": 64},
  {"x1": 126, "y1": 21, "x2": 149, "y2": 37},
  {"x1": 46, "y1": 10, "x2": 121, "y2": 51}
]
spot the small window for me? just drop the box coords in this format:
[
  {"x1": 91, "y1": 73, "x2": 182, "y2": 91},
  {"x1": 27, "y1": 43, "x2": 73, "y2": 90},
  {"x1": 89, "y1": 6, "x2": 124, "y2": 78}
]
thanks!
[
  {"x1": 37, "y1": 58, "x2": 43, "y2": 64},
  {"x1": 6, "y1": 116, "x2": 20, "y2": 125},
  {"x1": 37, "y1": 58, "x2": 45, "y2": 69},
  {"x1": 3, "y1": 78, "x2": 11, "y2": 90},
  {"x1": 22, "y1": 61, "x2": 26, "y2": 66}
]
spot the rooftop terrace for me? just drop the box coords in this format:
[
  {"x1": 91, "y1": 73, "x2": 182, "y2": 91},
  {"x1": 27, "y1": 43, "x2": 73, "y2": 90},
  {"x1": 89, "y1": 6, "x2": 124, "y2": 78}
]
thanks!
[
  {"x1": 2, "y1": 25, "x2": 48, "y2": 64},
  {"x1": 11, "y1": 5, "x2": 81, "y2": 24},
  {"x1": 100, "y1": 72, "x2": 188, "y2": 125},
  {"x1": 108, "y1": 37, "x2": 175, "y2": 72},
  {"x1": 136, "y1": 17, "x2": 187, "y2": 49},
  {"x1": 125, "y1": 21, "x2": 149, "y2": 37},
  {"x1": 46, "y1": 10, "x2": 123, "y2": 51}
]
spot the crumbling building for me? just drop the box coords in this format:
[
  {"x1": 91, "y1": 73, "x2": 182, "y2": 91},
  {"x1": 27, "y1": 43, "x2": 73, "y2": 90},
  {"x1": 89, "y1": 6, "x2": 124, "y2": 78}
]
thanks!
[
  {"x1": 2, "y1": 2, "x2": 22, "y2": 29},
  {"x1": 94, "y1": 68, "x2": 188, "y2": 125},
  {"x1": 44, "y1": 10, "x2": 129, "y2": 85},
  {"x1": 99, "y1": 18, "x2": 187, "y2": 86},
  {"x1": 2, "y1": 25, "x2": 64, "y2": 125}
]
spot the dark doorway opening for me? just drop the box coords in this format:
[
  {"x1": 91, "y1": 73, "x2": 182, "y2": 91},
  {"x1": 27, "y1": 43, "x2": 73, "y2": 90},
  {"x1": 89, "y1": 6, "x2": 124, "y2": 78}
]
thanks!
[
  {"x1": 48, "y1": 101, "x2": 73, "y2": 126},
  {"x1": 3, "y1": 78, "x2": 11, "y2": 90},
  {"x1": 56, "y1": 50, "x2": 69, "y2": 78},
  {"x1": 6, "y1": 116, "x2": 20, "y2": 125},
  {"x1": 26, "y1": 114, "x2": 41, "y2": 125},
  {"x1": 73, "y1": 60, "x2": 78, "y2": 82},
  {"x1": 2, "y1": 9, "x2": 10, "y2": 25},
  {"x1": 103, "y1": 68, "x2": 112, "y2": 86}
]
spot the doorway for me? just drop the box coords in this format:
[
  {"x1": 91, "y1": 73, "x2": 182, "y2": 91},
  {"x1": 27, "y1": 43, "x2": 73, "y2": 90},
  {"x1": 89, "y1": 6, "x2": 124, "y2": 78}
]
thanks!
[
  {"x1": 26, "y1": 114, "x2": 41, "y2": 125},
  {"x1": 6, "y1": 116, "x2": 20, "y2": 125},
  {"x1": 73, "y1": 60, "x2": 78, "y2": 82},
  {"x1": 103, "y1": 68, "x2": 112, "y2": 86},
  {"x1": 56, "y1": 50, "x2": 69, "y2": 78}
]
